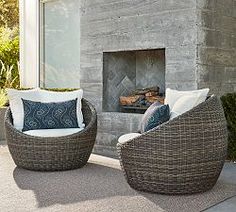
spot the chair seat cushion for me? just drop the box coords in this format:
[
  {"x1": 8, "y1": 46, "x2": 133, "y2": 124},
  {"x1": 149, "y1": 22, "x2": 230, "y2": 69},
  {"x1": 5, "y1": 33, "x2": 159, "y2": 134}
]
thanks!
[
  {"x1": 23, "y1": 128, "x2": 84, "y2": 137},
  {"x1": 118, "y1": 133, "x2": 141, "y2": 144}
]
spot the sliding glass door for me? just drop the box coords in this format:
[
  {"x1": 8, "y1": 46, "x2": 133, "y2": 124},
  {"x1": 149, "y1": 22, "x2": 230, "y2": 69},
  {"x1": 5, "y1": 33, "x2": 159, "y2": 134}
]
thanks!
[{"x1": 40, "y1": 0, "x2": 80, "y2": 88}]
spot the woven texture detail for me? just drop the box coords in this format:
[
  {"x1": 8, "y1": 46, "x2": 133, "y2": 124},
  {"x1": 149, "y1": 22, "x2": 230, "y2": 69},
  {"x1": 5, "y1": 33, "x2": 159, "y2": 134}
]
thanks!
[
  {"x1": 117, "y1": 96, "x2": 228, "y2": 194},
  {"x1": 5, "y1": 99, "x2": 97, "y2": 171}
]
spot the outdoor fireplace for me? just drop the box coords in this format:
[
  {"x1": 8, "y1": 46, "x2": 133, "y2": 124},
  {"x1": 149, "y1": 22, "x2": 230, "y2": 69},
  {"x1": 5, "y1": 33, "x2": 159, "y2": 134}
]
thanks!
[
  {"x1": 103, "y1": 49, "x2": 165, "y2": 114},
  {"x1": 77, "y1": 0, "x2": 236, "y2": 157}
]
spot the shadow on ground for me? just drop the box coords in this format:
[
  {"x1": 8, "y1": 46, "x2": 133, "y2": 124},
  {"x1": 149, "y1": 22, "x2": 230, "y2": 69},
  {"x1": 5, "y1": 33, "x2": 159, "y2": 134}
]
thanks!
[{"x1": 13, "y1": 162, "x2": 137, "y2": 208}]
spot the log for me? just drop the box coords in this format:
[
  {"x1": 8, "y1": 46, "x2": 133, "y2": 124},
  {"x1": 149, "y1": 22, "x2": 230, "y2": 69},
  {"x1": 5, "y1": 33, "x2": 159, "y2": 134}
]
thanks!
[
  {"x1": 145, "y1": 91, "x2": 159, "y2": 97},
  {"x1": 146, "y1": 96, "x2": 165, "y2": 104},
  {"x1": 120, "y1": 95, "x2": 140, "y2": 105},
  {"x1": 132, "y1": 86, "x2": 160, "y2": 95}
]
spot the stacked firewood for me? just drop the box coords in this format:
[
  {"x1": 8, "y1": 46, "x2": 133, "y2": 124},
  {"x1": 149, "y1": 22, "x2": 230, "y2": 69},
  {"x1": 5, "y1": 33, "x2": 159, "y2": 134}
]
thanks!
[{"x1": 120, "y1": 86, "x2": 165, "y2": 107}]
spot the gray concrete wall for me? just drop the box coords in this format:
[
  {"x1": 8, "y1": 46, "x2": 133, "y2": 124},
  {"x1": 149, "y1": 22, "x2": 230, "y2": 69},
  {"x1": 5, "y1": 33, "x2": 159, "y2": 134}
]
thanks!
[
  {"x1": 196, "y1": 0, "x2": 236, "y2": 95},
  {"x1": 80, "y1": 0, "x2": 198, "y2": 157}
]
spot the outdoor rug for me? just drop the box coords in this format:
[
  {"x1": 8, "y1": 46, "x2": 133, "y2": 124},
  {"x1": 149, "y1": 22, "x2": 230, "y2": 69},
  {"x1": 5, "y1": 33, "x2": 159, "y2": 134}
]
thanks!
[{"x1": 0, "y1": 146, "x2": 236, "y2": 212}]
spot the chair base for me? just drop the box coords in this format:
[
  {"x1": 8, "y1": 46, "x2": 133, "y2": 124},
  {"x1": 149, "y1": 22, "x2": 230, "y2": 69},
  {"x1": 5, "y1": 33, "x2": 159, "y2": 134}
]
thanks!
[{"x1": 126, "y1": 178, "x2": 218, "y2": 195}]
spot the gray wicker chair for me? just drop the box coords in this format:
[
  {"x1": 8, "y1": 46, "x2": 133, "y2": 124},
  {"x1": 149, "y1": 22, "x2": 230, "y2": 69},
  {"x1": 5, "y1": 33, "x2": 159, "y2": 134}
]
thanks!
[
  {"x1": 117, "y1": 95, "x2": 228, "y2": 194},
  {"x1": 5, "y1": 98, "x2": 97, "y2": 171}
]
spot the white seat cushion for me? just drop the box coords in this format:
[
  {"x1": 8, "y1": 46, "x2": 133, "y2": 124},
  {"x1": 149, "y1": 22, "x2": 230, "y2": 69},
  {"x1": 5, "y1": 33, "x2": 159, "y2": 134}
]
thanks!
[
  {"x1": 23, "y1": 128, "x2": 83, "y2": 137},
  {"x1": 118, "y1": 133, "x2": 141, "y2": 144}
]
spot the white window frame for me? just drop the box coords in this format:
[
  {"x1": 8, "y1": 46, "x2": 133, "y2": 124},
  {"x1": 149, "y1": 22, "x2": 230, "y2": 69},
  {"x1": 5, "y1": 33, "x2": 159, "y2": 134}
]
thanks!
[
  {"x1": 20, "y1": 0, "x2": 81, "y2": 88},
  {"x1": 19, "y1": 0, "x2": 40, "y2": 87}
]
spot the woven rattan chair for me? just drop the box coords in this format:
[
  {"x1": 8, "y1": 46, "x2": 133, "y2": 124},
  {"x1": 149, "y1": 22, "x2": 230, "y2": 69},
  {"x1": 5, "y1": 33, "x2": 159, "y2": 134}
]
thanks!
[
  {"x1": 117, "y1": 95, "x2": 228, "y2": 194},
  {"x1": 5, "y1": 99, "x2": 97, "y2": 171}
]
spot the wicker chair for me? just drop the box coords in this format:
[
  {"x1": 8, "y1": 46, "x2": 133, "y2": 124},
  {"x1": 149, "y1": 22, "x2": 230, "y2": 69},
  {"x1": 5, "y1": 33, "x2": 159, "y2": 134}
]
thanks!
[
  {"x1": 117, "y1": 95, "x2": 228, "y2": 194},
  {"x1": 5, "y1": 98, "x2": 97, "y2": 171}
]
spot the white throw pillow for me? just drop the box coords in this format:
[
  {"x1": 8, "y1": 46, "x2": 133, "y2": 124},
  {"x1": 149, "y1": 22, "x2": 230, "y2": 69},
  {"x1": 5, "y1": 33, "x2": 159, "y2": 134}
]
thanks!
[
  {"x1": 7, "y1": 88, "x2": 40, "y2": 130},
  {"x1": 36, "y1": 89, "x2": 84, "y2": 128},
  {"x1": 165, "y1": 88, "x2": 209, "y2": 110},
  {"x1": 170, "y1": 94, "x2": 201, "y2": 119}
]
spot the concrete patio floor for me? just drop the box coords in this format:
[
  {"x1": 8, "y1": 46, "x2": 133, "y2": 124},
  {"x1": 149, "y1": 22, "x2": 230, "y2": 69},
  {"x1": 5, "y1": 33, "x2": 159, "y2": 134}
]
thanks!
[
  {"x1": 0, "y1": 145, "x2": 236, "y2": 212},
  {"x1": 205, "y1": 162, "x2": 236, "y2": 212}
]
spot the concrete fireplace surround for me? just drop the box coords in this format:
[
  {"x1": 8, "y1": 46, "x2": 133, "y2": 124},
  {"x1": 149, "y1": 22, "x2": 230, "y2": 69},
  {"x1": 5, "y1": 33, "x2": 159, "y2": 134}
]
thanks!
[{"x1": 79, "y1": 0, "x2": 236, "y2": 157}]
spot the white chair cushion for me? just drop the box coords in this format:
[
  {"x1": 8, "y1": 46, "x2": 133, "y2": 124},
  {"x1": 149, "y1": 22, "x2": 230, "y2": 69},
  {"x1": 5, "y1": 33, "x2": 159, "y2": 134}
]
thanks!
[
  {"x1": 23, "y1": 128, "x2": 83, "y2": 137},
  {"x1": 7, "y1": 88, "x2": 40, "y2": 131},
  {"x1": 118, "y1": 133, "x2": 141, "y2": 144},
  {"x1": 164, "y1": 88, "x2": 209, "y2": 110},
  {"x1": 7, "y1": 88, "x2": 84, "y2": 131},
  {"x1": 170, "y1": 94, "x2": 201, "y2": 119}
]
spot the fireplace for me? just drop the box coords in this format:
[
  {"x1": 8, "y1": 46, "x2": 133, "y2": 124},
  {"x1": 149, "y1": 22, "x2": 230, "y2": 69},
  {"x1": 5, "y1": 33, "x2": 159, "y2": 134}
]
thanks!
[
  {"x1": 79, "y1": 0, "x2": 236, "y2": 157},
  {"x1": 103, "y1": 49, "x2": 165, "y2": 114}
]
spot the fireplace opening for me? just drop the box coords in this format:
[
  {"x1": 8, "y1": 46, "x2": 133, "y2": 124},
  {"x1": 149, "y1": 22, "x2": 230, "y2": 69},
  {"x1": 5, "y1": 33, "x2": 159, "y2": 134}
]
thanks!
[{"x1": 103, "y1": 49, "x2": 165, "y2": 114}]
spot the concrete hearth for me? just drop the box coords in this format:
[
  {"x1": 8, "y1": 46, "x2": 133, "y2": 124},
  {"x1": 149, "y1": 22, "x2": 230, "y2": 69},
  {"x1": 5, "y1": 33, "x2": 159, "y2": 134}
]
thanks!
[{"x1": 79, "y1": 0, "x2": 236, "y2": 157}]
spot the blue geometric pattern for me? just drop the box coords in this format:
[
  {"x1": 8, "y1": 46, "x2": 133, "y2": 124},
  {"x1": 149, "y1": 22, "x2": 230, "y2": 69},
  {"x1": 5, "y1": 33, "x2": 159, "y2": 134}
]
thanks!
[
  {"x1": 22, "y1": 98, "x2": 78, "y2": 132},
  {"x1": 140, "y1": 103, "x2": 170, "y2": 133}
]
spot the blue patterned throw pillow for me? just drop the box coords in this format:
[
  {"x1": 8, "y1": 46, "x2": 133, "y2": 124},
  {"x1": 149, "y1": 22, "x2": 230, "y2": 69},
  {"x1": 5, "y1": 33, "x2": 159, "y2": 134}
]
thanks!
[
  {"x1": 22, "y1": 98, "x2": 78, "y2": 132},
  {"x1": 140, "y1": 102, "x2": 170, "y2": 133}
]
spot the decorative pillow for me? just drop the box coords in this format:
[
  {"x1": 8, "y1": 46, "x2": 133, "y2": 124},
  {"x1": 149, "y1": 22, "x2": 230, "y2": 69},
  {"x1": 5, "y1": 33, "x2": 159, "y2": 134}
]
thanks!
[
  {"x1": 164, "y1": 88, "x2": 209, "y2": 110},
  {"x1": 140, "y1": 102, "x2": 170, "y2": 133},
  {"x1": 37, "y1": 89, "x2": 84, "y2": 128},
  {"x1": 22, "y1": 99, "x2": 78, "y2": 132},
  {"x1": 7, "y1": 88, "x2": 40, "y2": 131},
  {"x1": 170, "y1": 94, "x2": 201, "y2": 119}
]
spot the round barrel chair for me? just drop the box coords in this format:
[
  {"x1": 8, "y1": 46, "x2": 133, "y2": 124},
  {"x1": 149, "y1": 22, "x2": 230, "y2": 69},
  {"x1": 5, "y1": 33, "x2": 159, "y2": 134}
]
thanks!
[
  {"x1": 5, "y1": 99, "x2": 97, "y2": 171},
  {"x1": 117, "y1": 95, "x2": 228, "y2": 194}
]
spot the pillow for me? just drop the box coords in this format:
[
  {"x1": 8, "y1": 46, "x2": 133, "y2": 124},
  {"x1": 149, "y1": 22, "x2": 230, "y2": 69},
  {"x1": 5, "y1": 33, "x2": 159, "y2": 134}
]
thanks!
[
  {"x1": 140, "y1": 102, "x2": 170, "y2": 133},
  {"x1": 164, "y1": 88, "x2": 209, "y2": 110},
  {"x1": 170, "y1": 94, "x2": 201, "y2": 119},
  {"x1": 7, "y1": 88, "x2": 40, "y2": 131},
  {"x1": 7, "y1": 88, "x2": 84, "y2": 131},
  {"x1": 37, "y1": 89, "x2": 84, "y2": 128},
  {"x1": 22, "y1": 99, "x2": 78, "y2": 131}
]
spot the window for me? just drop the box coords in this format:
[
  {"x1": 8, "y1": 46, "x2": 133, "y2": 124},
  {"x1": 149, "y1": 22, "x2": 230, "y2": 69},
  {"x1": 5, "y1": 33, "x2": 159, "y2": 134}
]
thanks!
[{"x1": 39, "y1": 0, "x2": 80, "y2": 88}]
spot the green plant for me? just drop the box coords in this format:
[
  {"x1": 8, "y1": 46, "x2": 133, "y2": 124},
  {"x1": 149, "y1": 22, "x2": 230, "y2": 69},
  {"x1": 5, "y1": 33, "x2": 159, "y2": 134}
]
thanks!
[
  {"x1": 0, "y1": 88, "x2": 7, "y2": 107},
  {"x1": 0, "y1": 0, "x2": 19, "y2": 28},
  {"x1": 0, "y1": 60, "x2": 19, "y2": 88},
  {"x1": 221, "y1": 93, "x2": 236, "y2": 161},
  {"x1": 0, "y1": 27, "x2": 19, "y2": 88}
]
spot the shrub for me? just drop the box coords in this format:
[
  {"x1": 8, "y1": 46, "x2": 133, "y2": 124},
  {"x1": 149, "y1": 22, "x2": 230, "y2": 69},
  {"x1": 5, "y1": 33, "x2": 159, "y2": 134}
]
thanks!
[
  {"x1": 0, "y1": 27, "x2": 20, "y2": 88},
  {"x1": 0, "y1": 89, "x2": 7, "y2": 107},
  {"x1": 221, "y1": 93, "x2": 236, "y2": 161}
]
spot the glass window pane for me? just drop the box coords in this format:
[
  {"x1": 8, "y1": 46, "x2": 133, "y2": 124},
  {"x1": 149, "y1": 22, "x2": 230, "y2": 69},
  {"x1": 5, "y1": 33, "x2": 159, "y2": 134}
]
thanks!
[{"x1": 40, "y1": 0, "x2": 80, "y2": 88}]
